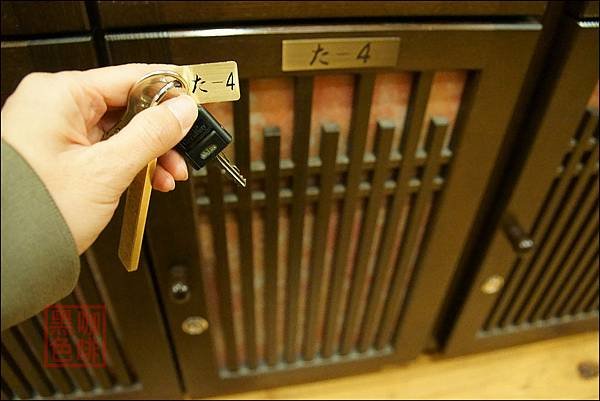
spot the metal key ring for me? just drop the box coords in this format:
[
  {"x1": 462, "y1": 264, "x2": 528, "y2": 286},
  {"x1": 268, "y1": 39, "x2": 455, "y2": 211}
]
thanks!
[
  {"x1": 104, "y1": 70, "x2": 188, "y2": 139},
  {"x1": 150, "y1": 79, "x2": 186, "y2": 107}
]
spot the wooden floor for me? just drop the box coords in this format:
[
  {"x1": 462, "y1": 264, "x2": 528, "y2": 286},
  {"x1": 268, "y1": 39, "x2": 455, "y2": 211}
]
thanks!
[{"x1": 208, "y1": 331, "x2": 599, "y2": 400}]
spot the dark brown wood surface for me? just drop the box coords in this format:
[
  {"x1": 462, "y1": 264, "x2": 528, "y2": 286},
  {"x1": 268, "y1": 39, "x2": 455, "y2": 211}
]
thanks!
[
  {"x1": 1, "y1": 1, "x2": 89, "y2": 36},
  {"x1": 263, "y1": 125, "x2": 282, "y2": 367},
  {"x1": 0, "y1": 201, "x2": 182, "y2": 399},
  {"x1": 233, "y1": 80, "x2": 258, "y2": 369},
  {"x1": 444, "y1": 17, "x2": 599, "y2": 358},
  {"x1": 303, "y1": 123, "x2": 340, "y2": 361},
  {"x1": 284, "y1": 76, "x2": 314, "y2": 363},
  {"x1": 1, "y1": 37, "x2": 97, "y2": 105},
  {"x1": 566, "y1": 1, "x2": 600, "y2": 18},
  {"x1": 97, "y1": 1, "x2": 547, "y2": 29},
  {"x1": 4, "y1": 2, "x2": 598, "y2": 400},
  {"x1": 321, "y1": 73, "x2": 375, "y2": 359},
  {"x1": 139, "y1": 20, "x2": 541, "y2": 398}
]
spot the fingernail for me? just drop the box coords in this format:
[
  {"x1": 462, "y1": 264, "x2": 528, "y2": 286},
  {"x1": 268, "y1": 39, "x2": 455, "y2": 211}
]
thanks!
[
  {"x1": 167, "y1": 175, "x2": 176, "y2": 191},
  {"x1": 164, "y1": 95, "x2": 197, "y2": 132},
  {"x1": 180, "y1": 163, "x2": 189, "y2": 181}
]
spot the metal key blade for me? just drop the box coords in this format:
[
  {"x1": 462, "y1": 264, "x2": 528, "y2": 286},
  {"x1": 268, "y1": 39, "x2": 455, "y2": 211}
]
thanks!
[{"x1": 216, "y1": 153, "x2": 247, "y2": 187}]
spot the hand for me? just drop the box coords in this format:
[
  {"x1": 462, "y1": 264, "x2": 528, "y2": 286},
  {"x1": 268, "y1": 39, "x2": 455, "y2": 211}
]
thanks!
[{"x1": 1, "y1": 64, "x2": 198, "y2": 254}]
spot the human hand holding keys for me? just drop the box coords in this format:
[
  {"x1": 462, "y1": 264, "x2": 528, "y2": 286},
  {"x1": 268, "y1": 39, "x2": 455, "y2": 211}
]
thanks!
[{"x1": 109, "y1": 61, "x2": 243, "y2": 271}]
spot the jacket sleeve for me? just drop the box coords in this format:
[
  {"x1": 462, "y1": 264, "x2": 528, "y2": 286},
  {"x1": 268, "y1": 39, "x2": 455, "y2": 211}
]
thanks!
[{"x1": 1, "y1": 139, "x2": 80, "y2": 331}]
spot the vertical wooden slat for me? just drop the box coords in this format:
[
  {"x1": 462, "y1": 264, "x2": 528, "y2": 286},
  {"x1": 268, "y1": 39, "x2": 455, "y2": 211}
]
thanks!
[
  {"x1": 321, "y1": 73, "x2": 375, "y2": 358},
  {"x1": 576, "y1": 273, "x2": 599, "y2": 315},
  {"x1": 303, "y1": 123, "x2": 340, "y2": 361},
  {"x1": 537, "y1": 203, "x2": 599, "y2": 320},
  {"x1": 377, "y1": 117, "x2": 448, "y2": 349},
  {"x1": 284, "y1": 76, "x2": 313, "y2": 363},
  {"x1": 1, "y1": 329, "x2": 53, "y2": 396},
  {"x1": 17, "y1": 318, "x2": 74, "y2": 395},
  {"x1": 57, "y1": 294, "x2": 113, "y2": 389},
  {"x1": 515, "y1": 146, "x2": 599, "y2": 324},
  {"x1": 233, "y1": 79, "x2": 258, "y2": 369},
  {"x1": 358, "y1": 72, "x2": 434, "y2": 352},
  {"x1": 1, "y1": 382, "x2": 11, "y2": 400},
  {"x1": 531, "y1": 162, "x2": 598, "y2": 321},
  {"x1": 527, "y1": 160, "x2": 599, "y2": 322},
  {"x1": 76, "y1": 256, "x2": 134, "y2": 386},
  {"x1": 36, "y1": 313, "x2": 94, "y2": 392},
  {"x1": 263, "y1": 126, "x2": 281, "y2": 367},
  {"x1": 586, "y1": 295, "x2": 599, "y2": 313},
  {"x1": 536, "y1": 216, "x2": 598, "y2": 315},
  {"x1": 546, "y1": 228, "x2": 599, "y2": 319},
  {"x1": 0, "y1": 353, "x2": 32, "y2": 400},
  {"x1": 492, "y1": 111, "x2": 598, "y2": 328},
  {"x1": 566, "y1": 261, "x2": 598, "y2": 316},
  {"x1": 207, "y1": 162, "x2": 239, "y2": 371},
  {"x1": 558, "y1": 247, "x2": 600, "y2": 317},
  {"x1": 339, "y1": 120, "x2": 394, "y2": 355},
  {"x1": 565, "y1": 249, "x2": 600, "y2": 315}
]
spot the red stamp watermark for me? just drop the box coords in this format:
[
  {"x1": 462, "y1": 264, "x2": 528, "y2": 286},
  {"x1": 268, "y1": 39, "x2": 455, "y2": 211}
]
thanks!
[{"x1": 43, "y1": 304, "x2": 106, "y2": 368}]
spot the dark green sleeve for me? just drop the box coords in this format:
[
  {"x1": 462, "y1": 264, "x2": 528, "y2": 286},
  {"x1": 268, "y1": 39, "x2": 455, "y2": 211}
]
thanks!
[{"x1": 1, "y1": 139, "x2": 80, "y2": 331}]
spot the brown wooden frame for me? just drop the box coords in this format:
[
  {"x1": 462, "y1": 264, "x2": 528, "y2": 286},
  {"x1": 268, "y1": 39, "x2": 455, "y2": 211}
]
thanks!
[
  {"x1": 443, "y1": 17, "x2": 599, "y2": 358},
  {"x1": 0, "y1": 37, "x2": 97, "y2": 105},
  {"x1": 106, "y1": 20, "x2": 543, "y2": 398},
  {"x1": 0, "y1": 202, "x2": 182, "y2": 400},
  {"x1": 1, "y1": 1, "x2": 90, "y2": 36},
  {"x1": 97, "y1": 1, "x2": 547, "y2": 30}
]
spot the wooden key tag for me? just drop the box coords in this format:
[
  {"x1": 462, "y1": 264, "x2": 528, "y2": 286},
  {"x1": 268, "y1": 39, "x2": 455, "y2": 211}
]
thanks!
[{"x1": 111, "y1": 61, "x2": 240, "y2": 271}]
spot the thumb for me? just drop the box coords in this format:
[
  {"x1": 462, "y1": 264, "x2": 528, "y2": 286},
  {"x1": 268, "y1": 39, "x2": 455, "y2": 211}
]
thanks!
[{"x1": 100, "y1": 95, "x2": 197, "y2": 178}]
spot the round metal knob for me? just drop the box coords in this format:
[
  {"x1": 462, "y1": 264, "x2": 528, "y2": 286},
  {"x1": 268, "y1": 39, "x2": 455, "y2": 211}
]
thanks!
[
  {"x1": 481, "y1": 275, "x2": 505, "y2": 294},
  {"x1": 182, "y1": 317, "x2": 209, "y2": 335}
]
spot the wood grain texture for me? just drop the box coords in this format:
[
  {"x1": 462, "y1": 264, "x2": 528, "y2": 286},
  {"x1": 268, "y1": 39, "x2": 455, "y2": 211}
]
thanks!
[
  {"x1": 1, "y1": 37, "x2": 97, "y2": 106},
  {"x1": 106, "y1": 19, "x2": 542, "y2": 398},
  {"x1": 209, "y1": 332, "x2": 599, "y2": 400},
  {"x1": 97, "y1": 1, "x2": 546, "y2": 29},
  {"x1": 118, "y1": 159, "x2": 156, "y2": 271},
  {"x1": 1, "y1": 1, "x2": 89, "y2": 36}
]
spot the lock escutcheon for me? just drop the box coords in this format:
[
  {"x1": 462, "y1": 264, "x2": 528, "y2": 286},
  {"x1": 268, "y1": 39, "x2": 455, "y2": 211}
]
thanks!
[
  {"x1": 170, "y1": 265, "x2": 191, "y2": 303},
  {"x1": 182, "y1": 317, "x2": 209, "y2": 335},
  {"x1": 502, "y1": 214, "x2": 535, "y2": 254}
]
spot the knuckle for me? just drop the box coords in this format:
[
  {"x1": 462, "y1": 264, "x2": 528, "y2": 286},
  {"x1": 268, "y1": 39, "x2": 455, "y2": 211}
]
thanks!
[
  {"x1": 17, "y1": 72, "x2": 69, "y2": 102},
  {"x1": 21, "y1": 72, "x2": 47, "y2": 85},
  {"x1": 17, "y1": 73, "x2": 49, "y2": 94}
]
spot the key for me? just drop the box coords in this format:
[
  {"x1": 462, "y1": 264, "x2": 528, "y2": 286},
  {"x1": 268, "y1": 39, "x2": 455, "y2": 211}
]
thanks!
[
  {"x1": 175, "y1": 105, "x2": 246, "y2": 187},
  {"x1": 107, "y1": 62, "x2": 241, "y2": 272},
  {"x1": 104, "y1": 71, "x2": 188, "y2": 272}
]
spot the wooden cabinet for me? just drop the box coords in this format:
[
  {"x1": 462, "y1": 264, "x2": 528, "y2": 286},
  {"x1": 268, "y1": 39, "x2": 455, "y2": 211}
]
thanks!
[
  {"x1": 1, "y1": 37, "x2": 97, "y2": 105},
  {"x1": 1, "y1": 1, "x2": 89, "y2": 36},
  {"x1": 104, "y1": 20, "x2": 540, "y2": 398},
  {"x1": 0, "y1": 207, "x2": 182, "y2": 400},
  {"x1": 442, "y1": 17, "x2": 599, "y2": 357},
  {"x1": 0, "y1": 2, "x2": 597, "y2": 399},
  {"x1": 96, "y1": 1, "x2": 547, "y2": 29}
]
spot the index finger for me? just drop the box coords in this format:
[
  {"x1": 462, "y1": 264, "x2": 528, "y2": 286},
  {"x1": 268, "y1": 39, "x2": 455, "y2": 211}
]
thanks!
[{"x1": 80, "y1": 63, "x2": 177, "y2": 107}]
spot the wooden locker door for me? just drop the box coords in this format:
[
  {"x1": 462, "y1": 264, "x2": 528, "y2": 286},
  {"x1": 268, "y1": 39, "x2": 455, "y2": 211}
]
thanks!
[
  {"x1": 0, "y1": 37, "x2": 97, "y2": 105},
  {"x1": 1, "y1": 1, "x2": 90, "y2": 36},
  {"x1": 444, "y1": 18, "x2": 599, "y2": 357},
  {"x1": 1, "y1": 36, "x2": 182, "y2": 400},
  {"x1": 105, "y1": 21, "x2": 540, "y2": 397},
  {"x1": 0, "y1": 204, "x2": 182, "y2": 400}
]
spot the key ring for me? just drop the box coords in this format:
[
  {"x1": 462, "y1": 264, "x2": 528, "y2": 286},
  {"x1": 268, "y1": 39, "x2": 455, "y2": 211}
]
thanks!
[{"x1": 104, "y1": 70, "x2": 188, "y2": 140}]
